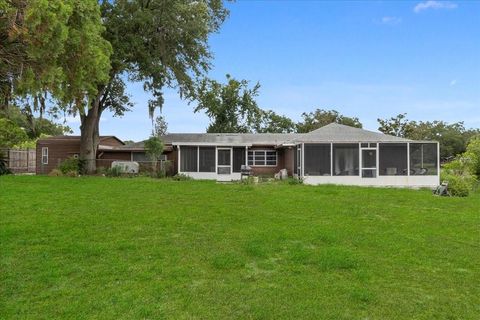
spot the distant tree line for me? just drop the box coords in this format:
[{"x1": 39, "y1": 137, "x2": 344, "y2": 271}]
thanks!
[
  {"x1": 195, "y1": 75, "x2": 479, "y2": 160},
  {"x1": 0, "y1": 105, "x2": 70, "y2": 149}
]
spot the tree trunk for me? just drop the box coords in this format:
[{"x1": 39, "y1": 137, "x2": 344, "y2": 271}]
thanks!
[{"x1": 80, "y1": 96, "x2": 103, "y2": 174}]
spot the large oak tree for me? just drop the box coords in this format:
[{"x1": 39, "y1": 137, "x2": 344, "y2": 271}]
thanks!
[{"x1": 74, "y1": 0, "x2": 228, "y2": 173}]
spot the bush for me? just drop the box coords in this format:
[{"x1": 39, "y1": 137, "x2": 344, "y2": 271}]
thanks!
[
  {"x1": 442, "y1": 152, "x2": 479, "y2": 196},
  {"x1": 171, "y1": 173, "x2": 192, "y2": 181},
  {"x1": 287, "y1": 177, "x2": 303, "y2": 185},
  {"x1": 58, "y1": 157, "x2": 81, "y2": 175},
  {"x1": 65, "y1": 170, "x2": 78, "y2": 177},
  {"x1": 464, "y1": 135, "x2": 480, "y2": 176},
  {"x1": 48, "y1": 169, "x2": 63, "y2": 177},
  {"x1": 0, "y1": 159, "x2": 11, "y2": 176},
  {"x1": 440, "y1": 173, "x2": 475, "y2": 197},
  {"x1": 106, "y1": 166, "x2": 122, "y2": 177},
  {"x1": 96, "y1": 167, "x2": 107, "y2": 175}
]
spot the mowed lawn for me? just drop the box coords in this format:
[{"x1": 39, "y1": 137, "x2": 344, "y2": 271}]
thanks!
[{"x1": 1, "y1": 176, "x2": 479, "y2": 319}]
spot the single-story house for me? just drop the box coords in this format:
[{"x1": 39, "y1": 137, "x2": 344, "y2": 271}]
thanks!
[{"x1": 37, "y1": 123, "x2": 440, "y2": 188}]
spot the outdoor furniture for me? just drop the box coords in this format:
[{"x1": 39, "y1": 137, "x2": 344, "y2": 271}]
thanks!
[
  {"x1": 241, "y1": 165, "x2": 252, "y2": 179},
  {"x1": 386, "y1": 167, "x2": 397, "y2": 175}
]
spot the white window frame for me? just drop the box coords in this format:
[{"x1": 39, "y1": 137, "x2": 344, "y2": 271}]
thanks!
[
  {"x1": 247, "y1": 150, "x2": 277, "y2": 167},
  {"x1": 41, "y1": 147, "x2": 48, "y2": 165}
]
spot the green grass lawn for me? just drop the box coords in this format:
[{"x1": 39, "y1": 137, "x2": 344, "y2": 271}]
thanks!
[{"x1": 1, "y1": 176, "x2": 479, "y2": 319}]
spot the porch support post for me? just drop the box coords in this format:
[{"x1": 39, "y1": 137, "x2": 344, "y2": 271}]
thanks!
[
  {"x1": 407, "y1": 142, "x2": 410, "y2": 176},
  {"x1": 358, "y1": 143, "x2": 361, "y2": 177},
  {"x1": 215, "y1": 146, "x2": 218, "y2": 175},
  {"x1": 330, "y1": 143, "x2": 333, "y2": 176},
  {"x1": 301, "y1": 143, "x2": 305, "y2": 178},
  {"x1": 178, "y1": 146, "x2": 181, "y2": 174},
  {"x1": 245, "y1": 146, "x2": 248, "y2": 166},
  {"x1": 437, "y1": 142, "x2": 440, "y2": 183}
]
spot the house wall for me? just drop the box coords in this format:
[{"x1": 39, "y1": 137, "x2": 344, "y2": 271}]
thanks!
[
  {"x1": 165, "y1": 149, "x2": 178, "y2": 174},
  {"x1": 36, "y1": 138, "x2": 129, "y2": 174},
  {"x1": 248, "y1": 146, "x2": 286, "y2": 176},
  {"x1": 284, "y1": 147, "x2": 295, "y2": 176},
  {"x1": 36, "y1": 140, "x2": 81, "y2": 174}
]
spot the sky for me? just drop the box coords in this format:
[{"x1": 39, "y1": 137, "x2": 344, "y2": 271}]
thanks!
[{"x1": 66, "y1": 0, "x2": 480, "y2": 141}]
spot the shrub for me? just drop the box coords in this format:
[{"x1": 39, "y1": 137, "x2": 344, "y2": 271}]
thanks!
[
  {"x1": 464, "y1": 135, "x2": 480, "y2": 176},
  {"x1": 58, "y1": 157, "x2": 81, "y2": 174},
  {"x1": 65, "y1": 170, "x2": 78, "y2": 177},
  {"x1": 106, "y1": 166, "x2": 122, "y2": 177},
  {"x1": 237, "y1": 176, "x2": 256, "y2": 185},
  {"x1": 48, "y1": 169, "x2": 63, "y2": 177},
  {"x1": 287, "y1": 177, "x2": 303, "y2": 185},
  {"x1": 440, "y1": 173, "x2": 475, "y2": 197},
  {"x1": 171, "y1": 173, "x2": 192, "y2": 181},
  {"x1": 96, "y1": 167, "x2": 107, "y2": 175},
  {"x1": 0, "y1": 159, "x2": 11, "y2": 176}
]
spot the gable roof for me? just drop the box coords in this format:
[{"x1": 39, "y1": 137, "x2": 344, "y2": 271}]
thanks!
[{"x1": 293, "y1": 123, "x2": 411, "y2": 143}]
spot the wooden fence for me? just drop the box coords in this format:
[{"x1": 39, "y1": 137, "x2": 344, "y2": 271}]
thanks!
[{"x1": 0, "y1": 149, "x2": 36, "y2": 173}]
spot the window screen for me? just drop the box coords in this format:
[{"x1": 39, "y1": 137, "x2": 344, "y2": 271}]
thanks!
[
  {"x1": 333, "y1": 144, "x2": 359, "y2": 176},
  {"x1": 217, "y1": 149, "x2": 231, "y2": 166},
  {"x1": 180, "y1": 146, "x2": 197, "y2": 172},
  {"x1": 410, "y1": 143, "x2": 438, "y2": 175},
  {"x1": 379, "y1": 143, "x2": 407, "y2": 176},
  {"x1": 233, "y1": 147, "x2": 246, "y2": 173},
  {"x1": 304, "y1": 144, "x2": 330, "y2": 176},
  {"x1": 199, "y1": 147, "x2": 215, "y2": 172},
  {"x1": 362, "y1": 149, "x2": 376, "y2": 168}
]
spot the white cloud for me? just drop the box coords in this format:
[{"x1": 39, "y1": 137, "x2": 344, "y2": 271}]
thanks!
[
  {"x1": 380, "y1": 16, "x2": 402, "y2": 25},
  {"x1": 414, "y1": 1, "x2": 458, "y2": 13}
]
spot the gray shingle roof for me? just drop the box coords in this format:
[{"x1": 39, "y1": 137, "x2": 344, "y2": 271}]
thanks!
[
  {"x1": 118, "y1": 123, "x2": 414, "y2": 149},
  {"x1": 292, "y1": 123, "x2": 412, "y2": 143},
  {"x1": 160, "y1": 133, "x2": 300, "y2": 145},
  {"x1": 159, "y1": 123, "x2": 411, "y2": 146}
]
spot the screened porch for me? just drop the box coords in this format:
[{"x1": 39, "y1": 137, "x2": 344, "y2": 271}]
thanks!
[{"x1": 295, "y1": 142, "x2": 440, "y2": 187}]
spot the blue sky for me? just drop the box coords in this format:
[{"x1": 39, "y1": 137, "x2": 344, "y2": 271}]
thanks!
[{"x1": 68, "y1": 0, "x2": 479, "y2": 141}]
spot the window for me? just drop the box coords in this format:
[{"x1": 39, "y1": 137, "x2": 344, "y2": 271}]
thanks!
[
  {"x1": 333, "y1": 144, "x2": 359, "y2": 176},
  {"x1": 410, "y1": 143, "x2": 438, "y2": 175},
  {"x1": 233, "y1": 147, "x2": 246, "y2": 173},
  {"x1": 180, "y1": 146, "x2": 197, "y2": 172},
  {"x1": 199, "y1": 147, "x2": 215, "y2": 172},
  {"x1": 248, "y1": 150, "x2": 277, "y2": 166},
  {"x1": 132, "y1": 152, "x2": 148, "y2": 162},
  {"x1": 379, "y1": 143, "x2": 408, "y2": 176},
  {"x1": 41, "y1": 147, "x2": 48, "y2": 164},
  {"x1": 304, "y1": 144, "x2": 330, "y2": 176}
]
